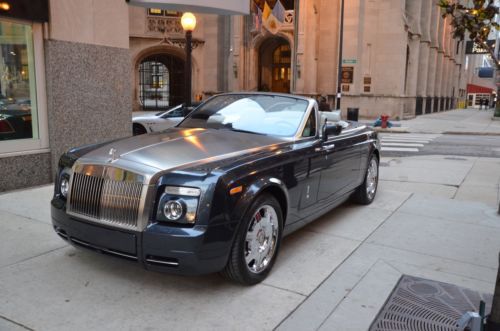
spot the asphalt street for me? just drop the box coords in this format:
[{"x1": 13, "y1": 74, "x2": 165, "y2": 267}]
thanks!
[{"x1": 379, "y1": 132, "x2": 500, "y2": 158}]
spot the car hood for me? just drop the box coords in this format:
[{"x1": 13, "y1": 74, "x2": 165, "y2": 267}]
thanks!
[
  {"x1": 132, "y1": 112, "x2": 160, "y2": 121},
  {"x1": 76, "y1": 128, "x2": 287, "y2": 179}
]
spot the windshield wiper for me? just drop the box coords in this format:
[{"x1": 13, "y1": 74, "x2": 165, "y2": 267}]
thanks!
[{"x1": 226, "y1": 128, "x2": 266, "y2": 135}]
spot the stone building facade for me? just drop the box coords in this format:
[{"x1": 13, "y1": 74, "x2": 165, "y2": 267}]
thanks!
[
  {"x1": 0, "y1": 0, "x2": 131, "y2": 192},
  {"x1": 0, "y1": 0, "x2": 468, "y2": 191},
  {"x1": 229, "y1": 0, "x2": 467, "y2": 119},
  {"x1": 128, "y1": 0, "x2": 467, "y2": 119}
]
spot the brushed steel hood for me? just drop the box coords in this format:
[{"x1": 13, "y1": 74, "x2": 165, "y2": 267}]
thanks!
[{"x1": 76, "y1": 128, "x2": 286, "y2": 181}]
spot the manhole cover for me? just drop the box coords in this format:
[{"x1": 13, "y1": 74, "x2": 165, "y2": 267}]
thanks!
[{"x1": 369, "y1": 275, "x2": 493, "y2": 331}]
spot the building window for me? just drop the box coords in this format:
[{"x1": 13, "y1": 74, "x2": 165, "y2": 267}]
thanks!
[
  {"x1": 147, "y1": 9, "x2": 181, "y2": 17},
  {"x1": 139, "y1": 60, "x2": 170, "y2": 109},
  {"x1": 0, "y1": 20, "x2": 38, "y2": 142}
]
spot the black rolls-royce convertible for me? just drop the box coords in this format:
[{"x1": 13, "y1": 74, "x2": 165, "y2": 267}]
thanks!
[{"x1": 51, "y1": 93, "x2": 380, "y2": 285}]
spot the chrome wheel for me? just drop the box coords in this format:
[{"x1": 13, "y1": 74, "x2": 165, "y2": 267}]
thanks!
[
  {"x1": 366, "y1": 158, "x2": 378, "y2": 200},
  {"x1": 245, "y1": 205, "x2": 279, "y2": 274}
]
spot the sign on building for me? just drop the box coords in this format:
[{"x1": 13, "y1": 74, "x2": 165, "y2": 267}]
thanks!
[
  {"x1": 341, "y1": 67, "x2": 354, "y2": 84},
  {"x1": 465, "y1": 40, "x2": 496, "y2": 55},
  {"x1": 127, "y1": 0, "x2": 250, "y2": 15}
]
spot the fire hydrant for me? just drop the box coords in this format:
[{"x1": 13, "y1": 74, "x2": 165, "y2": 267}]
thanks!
[{"x1": 381, "y1": 114, "x2": 389, "y2": 129}]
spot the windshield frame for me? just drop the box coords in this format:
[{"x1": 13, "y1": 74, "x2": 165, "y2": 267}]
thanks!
[{"x1": 177, "y1": 93, "x2": 316, "y2": 140}]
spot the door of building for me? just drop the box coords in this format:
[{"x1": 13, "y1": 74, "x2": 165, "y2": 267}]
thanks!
[{"x1": 271, "y1": 44, "x2": 291, "y2": 93}]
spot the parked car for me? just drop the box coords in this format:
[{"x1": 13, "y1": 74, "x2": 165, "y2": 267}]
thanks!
[
  {"x1": 51, "y1": 93, "x2": 380, "y2": 285},
  {"x1": 0, "y1": 108, "x2": 32, "y2": 140},
  {"x1": 132, "y1": 102, "x2": 200, "y2": 135}
]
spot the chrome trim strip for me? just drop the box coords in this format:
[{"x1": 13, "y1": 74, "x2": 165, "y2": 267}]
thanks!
[
  {"x1": 145, "y1": 258, "x2": 179, "y2": 266},
  {"x1": 54, "y1": 229, "x2": 68, "y2": 240}
]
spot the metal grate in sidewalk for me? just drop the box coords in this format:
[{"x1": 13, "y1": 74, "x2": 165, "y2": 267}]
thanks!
[{"x1": 369, "y1": 275, "x2": 493, "y2": 331}]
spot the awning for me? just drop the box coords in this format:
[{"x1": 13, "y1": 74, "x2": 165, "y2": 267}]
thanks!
[
  {"x1": 467, "y1": 84, "x2": 494, "y2": 94},
  {"x1": 127, "y1": 0, "x2": 250, "y2": 15}
]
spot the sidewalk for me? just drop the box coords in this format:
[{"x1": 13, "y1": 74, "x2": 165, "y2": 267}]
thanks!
[
  {"x1": 0, "y1": 155, "x2": 499, "y2": 330},
  {"x1": 370, "y1": 108, "x2": 500, "y2": 135}
]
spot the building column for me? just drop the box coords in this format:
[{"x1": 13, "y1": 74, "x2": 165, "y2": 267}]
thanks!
[
  {"x1": 434, "y1": 14, "x2": 446, "y2": 112},
  {"x1": 406, "y1": 35, "x2": 421, "y2": 117},
  {"x1": 46, "y1": 0, "x2": 131, "y2": 172},
  {"x1": 416, "y1": 0, "x2": 432, "y2": 115}
]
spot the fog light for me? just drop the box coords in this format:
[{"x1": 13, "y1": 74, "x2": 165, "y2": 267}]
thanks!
[
  {"x1": 163, "y1": 200, "x2": 184, "y2": 221},
  {"x1": 60, "y1": 177, "x2": 69, "y2": 198}
]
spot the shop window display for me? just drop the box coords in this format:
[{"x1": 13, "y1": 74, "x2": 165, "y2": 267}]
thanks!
[{"x1": 0, "y1": 20, "x2": 38, "y2": 141}]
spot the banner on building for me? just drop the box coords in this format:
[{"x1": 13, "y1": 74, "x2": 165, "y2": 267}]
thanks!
[
  {"x1": 465, "y1": 40, "x2": 496, "y2": 55},
  {"x1": 253, "y1": 0, "x2": 287, "y2": 34},
  {"x1": 128, "y1": 0, "x2": 250, "y2": 15}
]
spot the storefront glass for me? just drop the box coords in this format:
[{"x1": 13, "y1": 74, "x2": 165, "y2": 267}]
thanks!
[{"x1": 0, "y1": 20, "x2": 38, "y2": 141}]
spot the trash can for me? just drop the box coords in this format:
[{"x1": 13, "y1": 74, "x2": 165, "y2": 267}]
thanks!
[{"x1": 347, "y1": 108, "x2": 359, "y2": 122}]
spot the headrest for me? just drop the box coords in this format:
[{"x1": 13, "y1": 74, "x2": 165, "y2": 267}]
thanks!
[{"x1": 320, "y1": 110, "x2": 341, "y2": 123}]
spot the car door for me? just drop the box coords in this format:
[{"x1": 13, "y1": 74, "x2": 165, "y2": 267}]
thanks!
[
  {"x1": 316, "y1": 125, "x2": 364, "y2": 204},
  {"x1": 285, "y1": 108, "x2": 323, "y2": 224}
]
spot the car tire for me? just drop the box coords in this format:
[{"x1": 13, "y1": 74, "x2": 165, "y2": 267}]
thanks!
[
  {"x1": 353, "y1": 153, "x2": 379, "y2": 205},
  {"x1": 133, "y1": 123, "x2": 147, "y2": 136},
  {"x1": 221, "y1": 194, "x2": 283, "y2": 285}
]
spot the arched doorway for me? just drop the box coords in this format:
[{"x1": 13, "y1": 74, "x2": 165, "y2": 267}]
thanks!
[
  {"x1": 259, "y1": 37, "x2": 291, "y2": 93},
  {"x1": 138, "y1": 53, "x2": 185, "y2": 110}
]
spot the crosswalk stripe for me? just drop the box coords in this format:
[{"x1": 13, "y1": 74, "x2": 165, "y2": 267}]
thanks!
[
  {"x1": 379, "y1": 133, "x2": 441, "y2": 153},
  {"x1": 382, "y1": 143, "x2": 424, "y2": 147},
  {"x1": 381, "y1": 147, "x2": 419, "y2": 152},
  {"x1": 383, "y1": 135, "x2": 441, "y2": 139},
  {"x1": 382, "y1": 139, "x2": 430, "y2": 143}
]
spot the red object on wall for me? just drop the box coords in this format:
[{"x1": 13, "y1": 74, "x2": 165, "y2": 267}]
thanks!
[{"x1": 467, "y1": 84, "x2": 493, "y2": 94}]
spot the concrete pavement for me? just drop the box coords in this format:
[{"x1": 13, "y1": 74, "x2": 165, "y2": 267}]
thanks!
[
  {"x1": 372, "y1": 108, "x2": 500, "y2": 135},
  {"x1": 0, "y1": 154, "x2": 499, "y2": 330}
]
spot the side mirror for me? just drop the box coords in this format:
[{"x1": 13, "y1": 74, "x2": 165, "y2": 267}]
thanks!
[{"x1": 323, "y1": 123, "x2": 342, "y2": 140}]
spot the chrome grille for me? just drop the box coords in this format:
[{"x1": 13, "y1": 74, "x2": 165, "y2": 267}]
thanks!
[{"x1": 68, "y1": 172, "x2": 144, "y2": 230}]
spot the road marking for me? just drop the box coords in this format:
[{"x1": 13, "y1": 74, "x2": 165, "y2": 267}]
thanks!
[
  {"x1": 381, "y1": 147, "x2": 419, "y2": 152},
  {"x1": 382, "y1": 143, "x2": 424, "y2": 147},
  {"x1": 379, "y1": 133, "x2": 441, "y2": 154},
  {"x1": 381, "y1": 139, "x2": 431, "y2": 143},
  {"x1": 383, "y1": 135, "x2": 441, "y2": 139}
]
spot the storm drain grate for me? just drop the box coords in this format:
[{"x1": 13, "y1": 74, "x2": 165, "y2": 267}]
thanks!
[{"x1": 369, "y1": 275, "x2": 493, "y2": 331}]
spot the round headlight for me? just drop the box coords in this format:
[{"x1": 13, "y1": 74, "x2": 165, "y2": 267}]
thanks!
[
  {"x1": 60, "y1": 177, "x2": 69, "y2": 198},
  {"x1": 163, "y1": 200, "x2": 184, "y2": 221}
]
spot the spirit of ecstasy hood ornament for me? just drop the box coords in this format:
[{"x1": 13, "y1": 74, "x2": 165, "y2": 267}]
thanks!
[{"x1": 108, "y1": 148, "x2": 118, "y2": 162}]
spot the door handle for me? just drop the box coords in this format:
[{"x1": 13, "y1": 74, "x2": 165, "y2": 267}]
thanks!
[{"x1": 315, "y1": 144, "x2": 335, "y2": 152}]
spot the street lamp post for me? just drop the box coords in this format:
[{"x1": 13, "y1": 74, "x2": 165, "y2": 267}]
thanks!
[
  {"x1": 336, "y1": 0, "x2": 345, "y2": 110},
  {"x1": 181, "y1": 12, "x2": 196, "y2": 107}
]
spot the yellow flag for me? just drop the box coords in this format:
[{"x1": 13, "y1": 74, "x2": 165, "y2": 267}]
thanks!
[{"x1": 263, "y1": 1, "x2": 271, "y2": 20}]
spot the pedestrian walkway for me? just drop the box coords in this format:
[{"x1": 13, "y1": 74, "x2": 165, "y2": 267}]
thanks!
[
  {"x1": 380, "y1": 133, "x2": 441, "y2": 153},
  {"x1": 400, "y1": 108, "x2": 500, "y2": 135}
]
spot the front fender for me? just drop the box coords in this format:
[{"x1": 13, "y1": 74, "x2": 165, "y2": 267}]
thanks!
[{"x1": 230, "y1": 175, "x2": 289, "y2": 231}]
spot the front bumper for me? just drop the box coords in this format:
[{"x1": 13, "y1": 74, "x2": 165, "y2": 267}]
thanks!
[{"x1": 51, "y1": 200, "x2": 236, "y2": 275}]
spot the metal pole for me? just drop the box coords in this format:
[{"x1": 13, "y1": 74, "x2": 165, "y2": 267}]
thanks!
[
  {"x1": 185, "y1": 30, "x2": 192, "y2": 107},
  {"x1": 336, "y1": 0, "x2": 345, "y2": 110}
]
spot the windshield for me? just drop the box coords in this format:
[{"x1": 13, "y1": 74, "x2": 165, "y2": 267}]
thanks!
[
  {"x1": 179, "y1": 94, "x2": 309, "y2": 137},
  {"x1": 160, "y1": 105, "x2": 184, "y2": 119}
]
